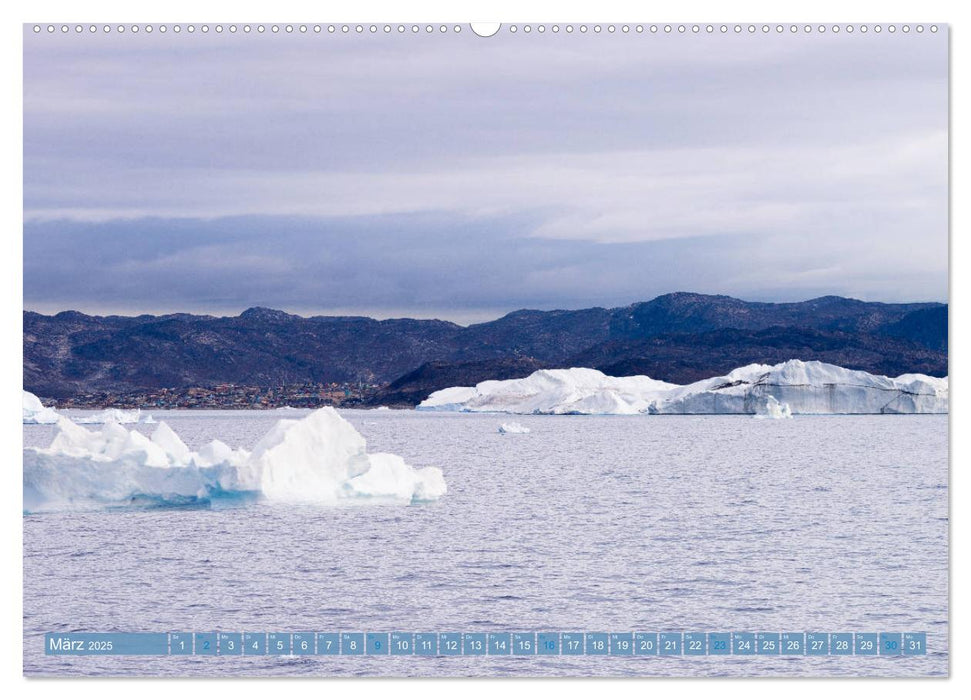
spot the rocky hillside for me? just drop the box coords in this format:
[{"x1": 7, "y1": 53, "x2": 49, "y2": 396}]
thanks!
[{"x1": 24, "y1": 293, "x2": 947, "y2": 402}]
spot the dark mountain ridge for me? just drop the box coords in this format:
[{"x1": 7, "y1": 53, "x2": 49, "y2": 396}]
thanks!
[{"x1": 24, "y1": 293, "x2": 947, "y2": 402}]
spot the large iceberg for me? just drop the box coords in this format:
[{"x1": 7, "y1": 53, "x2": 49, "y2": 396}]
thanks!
[
  {"x1": 418, "y1": 360, "x2": 948, "y2": 415},
  {"x1": 23, "y1": 408, "x2": 446, "y2": 512},
  {"x1": 420, "y1": 368, "x2": 677, "y2": 415},
  {"x1": 656, "y1": 361, "x2": 948, "y2": 415}
]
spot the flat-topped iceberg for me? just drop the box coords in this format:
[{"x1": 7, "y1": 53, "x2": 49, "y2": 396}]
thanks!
[
  {"x1": 418, "y1": 360, "x2": 947, "y2": 415},
  {"x1": 421, "y1": 368, "x2": 677, "y2": 415},
  {"x1": 657, "y1": 361, "x2": 948, "y2": 415},
  {"x1": 23, "y1": 408, "x2": 445, "y2": 512}
]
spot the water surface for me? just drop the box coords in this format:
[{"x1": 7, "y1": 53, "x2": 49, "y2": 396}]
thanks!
[{"x1": 23, "y1": 410, "x2": 948, "y2": 677}]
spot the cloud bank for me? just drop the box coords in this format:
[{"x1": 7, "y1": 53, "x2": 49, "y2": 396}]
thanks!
[{"x1": 24, "y1": 28, "x2": 948, "y2": 319}]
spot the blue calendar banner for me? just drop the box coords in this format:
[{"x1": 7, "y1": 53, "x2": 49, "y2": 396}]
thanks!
[{"x1": 42, "y1": 630, "x2": 930, "y2": 657}]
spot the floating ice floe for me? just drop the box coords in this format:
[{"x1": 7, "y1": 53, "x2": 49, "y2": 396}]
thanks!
[
  {"x1": 418, "y1": 360, "x2": 948, "y2": 415},
  {"x1": 753, "y1": 395, "x2": 793, "y2": 420},
  {"x1": 23, "y1": 391, "x2": 60, "y2": 424},
  {"x1": 498, "y1": 422, "x2": 531, "y2": 434},
  {"x1": 23, "y1": 407, "x2": 446, "y2": 512}
]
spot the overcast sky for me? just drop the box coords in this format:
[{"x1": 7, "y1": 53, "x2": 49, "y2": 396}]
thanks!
[{"x1": 24, "y1": 26, "x2": 948, "y2": 322}]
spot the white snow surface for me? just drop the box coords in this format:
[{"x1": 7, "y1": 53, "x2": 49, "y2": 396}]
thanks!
[
  {"x1": 418, "y1": 360, "x2": 948, "y2": 415},
  {"x1": 23, "y1": 407, "x2": 445, "y2": 512}
]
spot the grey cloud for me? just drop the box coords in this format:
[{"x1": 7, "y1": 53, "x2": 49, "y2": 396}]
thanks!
[{"x1": 22, "y1": 27, "x2": 948, "y2": 316}]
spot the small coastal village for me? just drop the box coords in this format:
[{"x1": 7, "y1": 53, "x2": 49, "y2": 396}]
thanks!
[{"x1": 52, "y1": 381, "x2": 382, "y2": 410}]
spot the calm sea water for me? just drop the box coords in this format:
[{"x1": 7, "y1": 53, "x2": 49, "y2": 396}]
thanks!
[{"x1": 23, "y1": 410, "x2": 948, "y2": 677}]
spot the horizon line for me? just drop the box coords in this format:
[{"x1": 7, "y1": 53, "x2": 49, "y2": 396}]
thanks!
[{"x1": 22, "y1": 291, "x2": 949, "y2": 327}]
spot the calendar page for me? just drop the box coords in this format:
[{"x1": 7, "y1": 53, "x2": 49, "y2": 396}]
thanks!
[{"x1": 22, "y1": 21, "x2": 948, "y2": 678}]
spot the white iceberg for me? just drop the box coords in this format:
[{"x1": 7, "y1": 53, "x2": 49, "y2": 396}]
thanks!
[
  {"x1": 23, "y1": 391, "x2": 60, "y2": 424},
  {"x1": 498, "y1": 422, "x2": 531, "y2": 434},
  {"x1": 655, "y1": 361, "x2": 948, "y2": 415},
  {"x1": 420, "y1": 368, "x2": 676, "y2": 415},
  {"x1": 238, "y1": 408, "x2": 444, "y2": 504},
  {"x1": 418, "y1": 360, "x2": 947, "y2": 415},
  {"x1": 23, "y1": 407, "x2": 446, "y2": 512}
]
